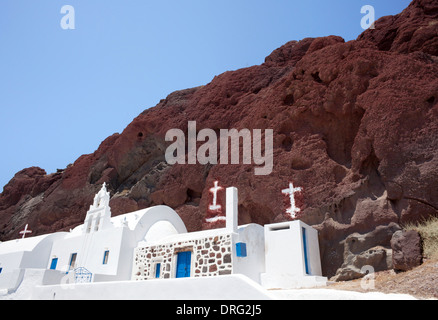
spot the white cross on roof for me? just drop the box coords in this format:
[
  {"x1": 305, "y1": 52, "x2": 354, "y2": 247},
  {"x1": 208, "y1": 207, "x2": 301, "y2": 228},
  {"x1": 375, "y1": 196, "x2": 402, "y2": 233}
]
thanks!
[{"x1": 19, "y1": 224, "x2": 32, "y2": 239}]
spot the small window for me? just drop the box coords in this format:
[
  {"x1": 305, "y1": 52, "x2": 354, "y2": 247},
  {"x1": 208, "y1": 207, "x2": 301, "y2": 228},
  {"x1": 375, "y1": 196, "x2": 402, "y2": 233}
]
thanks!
[
  {"x1": 69, "y1": 253, "x2": 77, "y2": 270},
  {"x1": 270, "y1": 225, "x2": 290, "y2": 232},
  {"x1": 103, "y1": 250, "x2": 110, "y2": 265},
  {"x1": 86, "y1": 220, "x2": 92, "y2": 233},
  {"x1": 50, "y1": 258, "x2": 58, "y2": 270},
  {"x1": 95, "y1": 218, "x2": 101, "y2": 232},
  {"x1": 236, "y1": 242, "x2": 247, "y2": 258},
  {"x1": 0, "y1": 268, "x2": 3, "y2": 274},
  {"x1": 155, "y1": 263, "x2": 161, "y2": 279}
]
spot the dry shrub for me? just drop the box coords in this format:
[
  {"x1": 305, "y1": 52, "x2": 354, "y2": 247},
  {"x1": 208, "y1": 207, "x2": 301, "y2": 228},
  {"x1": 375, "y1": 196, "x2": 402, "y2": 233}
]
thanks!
[{"x1": 404, "y1": 217, "x2": 438, "y2": 260}]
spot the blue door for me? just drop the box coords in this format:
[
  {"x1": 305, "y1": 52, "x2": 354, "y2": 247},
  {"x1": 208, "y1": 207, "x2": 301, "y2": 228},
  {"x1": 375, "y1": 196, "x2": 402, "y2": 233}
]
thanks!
[
  {"x1": 176, "y1": 251, "x2": 191, "y2": 278},
  {"x1": 302, "y1": 227, "x2": 310, "y2": 275},
  {"x1": 155, "y1": 263, "x2": 161, "y2": 279}
]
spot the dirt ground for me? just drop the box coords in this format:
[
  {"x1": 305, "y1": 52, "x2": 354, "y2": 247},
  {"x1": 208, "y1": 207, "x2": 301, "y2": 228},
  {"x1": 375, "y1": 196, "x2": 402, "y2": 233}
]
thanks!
[{"x1": 327, "y1": 259, "x2": 438, "y2": 300}]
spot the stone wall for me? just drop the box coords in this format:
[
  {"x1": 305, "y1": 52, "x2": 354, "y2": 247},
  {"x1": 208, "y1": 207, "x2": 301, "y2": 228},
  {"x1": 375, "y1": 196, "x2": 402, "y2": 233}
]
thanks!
[{"x1": 133, "y1": 233, "x2": 233, "y2": 280}]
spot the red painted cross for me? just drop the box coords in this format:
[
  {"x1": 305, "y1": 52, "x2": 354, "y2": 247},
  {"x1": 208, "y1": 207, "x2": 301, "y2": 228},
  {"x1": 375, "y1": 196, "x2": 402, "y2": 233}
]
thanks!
[{"x1": 19, "y1": 224, "x2": 32, "y2": 239}]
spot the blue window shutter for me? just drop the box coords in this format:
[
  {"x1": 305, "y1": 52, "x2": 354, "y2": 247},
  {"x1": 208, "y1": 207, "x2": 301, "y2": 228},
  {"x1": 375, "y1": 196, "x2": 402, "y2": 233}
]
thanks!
[
  {"x1": 103, "y1": 251, "x2": 109, "y2": 264},
  {"x1": 50, "y1": 258, "x2": 58, "y2": 270},
  {"x1": 236, "y1": 243, "x2": 247, "y2": 257}
]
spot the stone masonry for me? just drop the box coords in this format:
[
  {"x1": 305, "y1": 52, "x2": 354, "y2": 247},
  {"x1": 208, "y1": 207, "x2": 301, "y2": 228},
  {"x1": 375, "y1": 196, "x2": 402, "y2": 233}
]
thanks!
[{"x1": 133, "y1": 233, "x2": 233, "y2": 280}]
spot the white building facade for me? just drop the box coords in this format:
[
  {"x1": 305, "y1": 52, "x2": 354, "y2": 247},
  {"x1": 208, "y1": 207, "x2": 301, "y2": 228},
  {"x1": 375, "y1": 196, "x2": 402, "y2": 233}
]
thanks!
[
  {"x1": 133, "y1": 188, "x2": 266, "y2": 284},
  {"x1": 0, "y1": 183, "x2": 327, "y2": 298},
  {"x1": 131, "y1": 187, "x2": 326, "y2": 289},
  {"x1": 47, "y1": 183, "x2": 188, "y2": 282}
]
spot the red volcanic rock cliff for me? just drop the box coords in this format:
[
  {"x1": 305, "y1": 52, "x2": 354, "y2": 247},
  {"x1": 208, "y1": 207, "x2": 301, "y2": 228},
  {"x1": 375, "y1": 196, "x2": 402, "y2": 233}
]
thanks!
[{"x1": 1, "y1": 0, "x2": 437, "y2": 279}]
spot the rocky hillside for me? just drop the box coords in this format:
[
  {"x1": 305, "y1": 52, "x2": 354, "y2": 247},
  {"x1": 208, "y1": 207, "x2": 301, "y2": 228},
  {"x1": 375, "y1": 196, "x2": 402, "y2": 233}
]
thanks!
[{"x1": 1, "y1": 0, "x2": 437, "y2": 279}]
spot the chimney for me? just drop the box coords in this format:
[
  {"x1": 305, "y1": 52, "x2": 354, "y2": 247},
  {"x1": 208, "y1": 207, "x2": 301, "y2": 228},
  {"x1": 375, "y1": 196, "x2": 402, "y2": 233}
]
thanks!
[{"x1": 226, "y1": 187, "x2": 238, "y2": 233}]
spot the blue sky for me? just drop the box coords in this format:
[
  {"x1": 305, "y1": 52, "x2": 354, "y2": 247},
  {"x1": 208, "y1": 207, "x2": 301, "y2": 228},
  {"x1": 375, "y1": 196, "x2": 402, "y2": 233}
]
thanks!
[{"x1": 0, "y1": 0, "x2": 412, "y2": 190}]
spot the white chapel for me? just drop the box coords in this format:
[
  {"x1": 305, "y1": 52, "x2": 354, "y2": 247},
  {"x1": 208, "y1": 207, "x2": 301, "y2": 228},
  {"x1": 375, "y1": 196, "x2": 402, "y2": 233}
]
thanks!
[{"x1": 0, "y1": 183, "x2": 327, "y2": 299}]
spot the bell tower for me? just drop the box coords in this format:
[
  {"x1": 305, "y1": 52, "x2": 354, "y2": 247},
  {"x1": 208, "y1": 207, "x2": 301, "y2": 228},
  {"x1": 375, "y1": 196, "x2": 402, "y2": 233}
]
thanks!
[{"x1": 83, "y1": 183, "x2": 112, "y2": 234}]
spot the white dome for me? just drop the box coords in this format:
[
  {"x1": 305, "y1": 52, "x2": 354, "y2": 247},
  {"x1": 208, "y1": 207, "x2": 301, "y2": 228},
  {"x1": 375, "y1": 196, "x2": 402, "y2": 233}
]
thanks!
[{"x1": 144, "y1": 221, "x2": 179, "y2": 243}]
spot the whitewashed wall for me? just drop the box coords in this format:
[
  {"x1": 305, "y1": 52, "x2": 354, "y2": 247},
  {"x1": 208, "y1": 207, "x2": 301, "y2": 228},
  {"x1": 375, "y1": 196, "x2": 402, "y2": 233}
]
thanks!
[
  {"x1": 261, "y1": 221, "x2": 326, "y2": 289},
  {"x1": 232, "y1": 224, "x2": 266, "y2": 283},
  {"x1": 0, "y1": 233, "x2": 67, "y2": 275}
]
